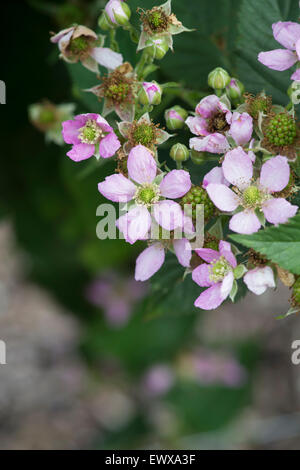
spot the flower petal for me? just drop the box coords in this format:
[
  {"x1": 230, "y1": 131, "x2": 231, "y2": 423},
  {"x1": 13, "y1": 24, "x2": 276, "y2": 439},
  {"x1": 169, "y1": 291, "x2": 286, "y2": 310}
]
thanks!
[
  {"x1": 190, "y1": 134, "x2": 229, "y2": 154},
  {"x1": 185, "y1": 116, "x2": 209, "y2": 136},
  {"x1": 99, "y1": 132, "x2": 121, "y2": 158},
  {"x1": 160, "y1": 170, "x2": 191, "y2": 199},
  {"x1": 127, "y1": 145, "x2": 157, "y2": 184},
  {"x1": 262, "y1": 198, "x2": 298, "y2": 225},
  {"x1": 222, "y1": 147, "x2": 253, "y2": 190},
  {"x1": 135, "y1": 243, "x2": 165, "y2": 281},
  {"x1": 153, "y1": 200, "x2": 183, "y2": 231},
  {"x1": 98, "y1": 174, "x2": 136, "y2": 202},
  {"x1": 67, "y1": 143, "x2": 95, "y2": 161},
  {"x1": 173, "y1": 238, "x2": 192, "y2": 267},
  {"x1": 244, "y1": 266, "x2": 275, "y2": 295},
  {"x1": 195, "y1": 248, "x2": 220, "y2": 263},
  {"x1": 116, "y1": 206, "x2": 151, "y2": 244},
  {"x1": 219, "y1": 240, "x2": 237, "y2": 268},
  {"x1": 192, "y1": 263, "x2": 214, "y2": 287},
  {"x1": 229, "y1": 112, "x2": 253, "y2": 146},
  {"x1": 272, "y1": 21, "x2": 300, "y2": 50},
  {"x1": 91, "y1": 47, "x2": 123, "y2": 70},
  {"x1": 194, "y1": 283, "x2": 224, "y2": 310},
  {"x1": 221, "y1": 271, "x2": 234, "y2": 300},
  {"x1": 259, "y1": 155, "x2": 290, "y2": 193},
  {"x1": 229, "y1": 210, "x2": 261, "y2": 234},
  {"x1": 62, "y1": 119, "x2": 82, "y2": 144},
  {"x1": 195, "y1": 95, "x2": 220, "y2": 118},
  {"x1": 206, "y1": 184, "x2": 239, "y2": 212},
  {"x1": 258, "y1": 49, "x2": 297, "y2": 71},
  {"x1": 203, "y1": 166, "x2": 229, "y2": 188}
]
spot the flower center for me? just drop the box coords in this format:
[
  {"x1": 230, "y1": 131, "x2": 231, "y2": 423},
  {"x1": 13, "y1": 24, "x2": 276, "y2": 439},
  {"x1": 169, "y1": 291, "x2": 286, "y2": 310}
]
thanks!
[
  {"x1": 133, "y1": 123, "x2": 155, "y2": 146},
  {"x1": 101, "y1": 70, "x2": 133, "y2": 105},
  {"x1": 39, "y1": 108, "x2": 55, "y2": 124},
  {"x1": 78, "y1": 119, "x2": 103, "y2": 144},
  {"x1": 134, "y1": 183, "x2": 160, "y2": 207},
  {"x1": 209, "y1": 256, "x2": 231, "y2": 283},
  {"x1": 139, "y1": 7, "x2": 169, "y2": 34},
  {"x1": 207, "y1": 111, "x2": 229, "y2": 134},
  {"x1": 242, "y1": 185, "x2": 263, "y2": 208},
  {"x1": 68, "y1": 36, "x2": 95, "y2": 58},
  {"x1": 266, "y1": 113, "x2": 297, "y2": 146}
]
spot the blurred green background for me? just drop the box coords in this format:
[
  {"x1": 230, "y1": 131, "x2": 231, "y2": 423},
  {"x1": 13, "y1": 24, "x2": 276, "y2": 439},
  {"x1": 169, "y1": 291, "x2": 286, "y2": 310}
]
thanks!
[{"x1": 1, "y1": 0, "x2": 300, "y2": 450}]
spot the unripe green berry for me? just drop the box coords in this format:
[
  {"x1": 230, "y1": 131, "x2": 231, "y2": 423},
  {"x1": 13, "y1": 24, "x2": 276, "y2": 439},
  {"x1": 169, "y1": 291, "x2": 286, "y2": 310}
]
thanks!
[{"x1": 181, "y1": 186, "x2": 215, "y2": 221}]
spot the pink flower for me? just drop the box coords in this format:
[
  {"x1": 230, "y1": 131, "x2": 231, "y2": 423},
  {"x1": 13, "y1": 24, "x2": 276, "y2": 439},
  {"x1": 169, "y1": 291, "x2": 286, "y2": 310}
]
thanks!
[
  {"x1": 186, "y1": 94, "x2": 232, "y2": 141},
  {"x1": 203, "y1": 166, "x2": 229, "y2": 189},
  {"x1": 135, "y1": 238, "x2": 192, "y2": 281},
  {"x1": 206, "y1": 150, "x2": 298, "y2": 234},
  {"x1": 50, "y1": 25, "x2": 123, "y2": 73},
  {"x1": 190, "y1": 133, "x2": 230, "y2": 154},
  {"x1": 192, "y1": 240, "x2": 237, "y2": 310},
  {"x1": 258, "y1": 21, "x2": 300, "y2": 79},
  {"x1": 244, "y1": 266, "x2": 275, "y2": 295},
  {"x1": 62, "y1": 113, "x2": 121, "y2": 161},
  {"x1": 229, "y1": 112, "x2": 253, "y2": 146},
  {"x1": 98, "y1": 145, "x2": 191, "y2": 244}
]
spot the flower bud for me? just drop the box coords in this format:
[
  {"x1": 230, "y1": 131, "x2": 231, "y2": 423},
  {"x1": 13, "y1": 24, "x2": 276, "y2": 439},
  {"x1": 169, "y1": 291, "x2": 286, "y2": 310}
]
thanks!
[
  {"x1": 226, "y1": 78, "x2": 244, "y2": 102},
  {"x1": 105, "y1": 0, "x2": 131, "y2": 27},
  {"x1": 208, "y1": 67, "x2": 231, "y2": 90},
  {"x1": 170, "y1": 143, "x2": 190, "y2": 162},
  {"x1": 145, "y1": 37, "x2": 169, "y2": 60},
  {"x1": 164, "y1": 106, "x2": 188, "y2": 130},
  {"x1": 138, "y1": 81, "x2": 162, "y2": 105},
  {"x1": 190, "y1": 149, "x2": 206, "y2": 165},
  {"x1": 98, "y1": 12, "x2": 113, "y2": 30}
]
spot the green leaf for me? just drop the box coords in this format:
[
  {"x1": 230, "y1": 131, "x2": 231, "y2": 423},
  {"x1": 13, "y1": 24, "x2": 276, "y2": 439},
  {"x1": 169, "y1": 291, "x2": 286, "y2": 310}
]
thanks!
[
  {"x1": 236, "y1": 0, "x2": 299, "y2": 104},
  {"x1": 230, "y1": 214, "x2": 300, "y2": 274}
]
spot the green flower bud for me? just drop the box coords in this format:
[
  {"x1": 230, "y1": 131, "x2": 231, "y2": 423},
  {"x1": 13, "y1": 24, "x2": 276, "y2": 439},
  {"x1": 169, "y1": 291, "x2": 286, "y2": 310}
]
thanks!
[
  {"x1": 138, "y1": 81, "x2": 162, "y2": 106},
  {"x1": 164, "y1": 106, "x2": 188, "y2": 130},
  {"x1": 208, "y1": 67, "x2": 231, "y2": 90},
  {"x1": 98, "y1": 12, "x2": 114, "y2": 30},
  {"x1": 170, "y1": 143, "x2": 190, "y2": 162},
  {"x1": 226, "y1": 77, "x2": 245, "y2": 102},
  {"x1": 190, "y1": 149, "x2": 206, "y2": 165},
  {"x1": 105, "y1": 0, "x2": 131, "y2": 27},
  {"x1": 145, "y1": 36, "x2": 169, "y2": 60}
]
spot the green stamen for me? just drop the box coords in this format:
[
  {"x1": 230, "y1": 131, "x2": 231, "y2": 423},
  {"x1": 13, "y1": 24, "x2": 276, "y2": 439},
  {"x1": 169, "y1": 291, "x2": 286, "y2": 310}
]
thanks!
[
  {"x1": 78, "y1": 119, "x2": 103, "y2": 144},
  {"x1": 133, "y1": 123, "x2": 155, "y2": 146},
  {"x1": 242, "y1": 185, "x2": 262, "y2": 207},
  {"x1": 209, "y1": 256, "x2": 231, "y2": 283},
  {"x1": 134, "y1": 183, "x2": 160, "y2": 207}
]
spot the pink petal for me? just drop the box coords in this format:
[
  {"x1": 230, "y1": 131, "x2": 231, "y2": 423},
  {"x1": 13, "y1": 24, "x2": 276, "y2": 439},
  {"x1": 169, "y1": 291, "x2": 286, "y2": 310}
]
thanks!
[
  {"x1": 91, "y1": 47, "x2": 123, "y2": 70},
  {"x1": 192, "y1": 263, "x2": 214, "y2": 287},
  {"x1": 195, "y1": 95, "x2": 220, "y2": 118},
  {"x1": 185, "y1": 116, "x2": 209, "y2": 136},
  {"x1": 173, "y1": 238, "x2": 192, "y2": 267},
  {"x1": 153, "y1": 200, "x2": 183, "y2": 231},
  {"x1": 99, "y1": 132, "x2": 121, "y2": 158},
  {"x1": 203, "y1": 167, "x2": 229, "y2": 189},
  {"x1": 116, "y1": 206, "x2": 151, "y2": 244},
  {"x1": 190, "y1": 134, "x2": 229, "y2": 154},
  {"x1": 262, "y1": 198, "x2": 298, "y2": 225},
  {"x1": 195, "y1": 248, "x2": 220, "y2": 263},
  {"x1": 194, "y1": 283, "x2": 224, "y2": 310},
  {"x1": 229, "y1": 112, "x2": 253, "y2": 146},
  {"x1": 98, "y1": 173, "x2": 136, "y2": 202},
  {"x1": 222, "y1": 147, "x2": 253, "y2": 190},
  {"x1": 50, "y1": 27, "x2": 74, "y2": 44},
  {"x1": 206, "y1": 184, "x2": 239, "y2": 212},
  {"x1": 220, "y1": 271, "x2": 234, "y2": 299},
  {"x1": 258, "y1": 49, "x2": 297, "y2": 71},
  {"x1": 160, "y1": 170, "x2": 191, "y2": 199},
  {"x1": 219, "y1": 240, "x2": 237, "y2": 268},
  {"x1": 135, "y1": 244, "x2": 165, "y2": 281},
  {"x1": 272, "y1": 21, "x2": 300, "y2": 50},
  {"x1": 229, "y1": 210, "x2": 261, "y2": 234},
  {"x1": 96, "y1": 115, "x2": 112, "y2": 133},
  {"x1": 62, "y1": 119, "x2": 82, "y2": 144},
  {"x1": 296, "y1": 37, "x2": 300, "y2": 60},
  {"x1": 291, "y1": 69, "x2": 300, "y2": 80},
  {"x1": 67, "y1": 143, "x2": 95, "y2": 161},
  {"x1": 259, "y1": 155, "x2": 290, "y2": 193},
  {"x1": 127, "y1": 145, "x2": 157, "y2": 184},
  {"x1": 244, "y1": 266, "x2": 275, "y2": 295}
]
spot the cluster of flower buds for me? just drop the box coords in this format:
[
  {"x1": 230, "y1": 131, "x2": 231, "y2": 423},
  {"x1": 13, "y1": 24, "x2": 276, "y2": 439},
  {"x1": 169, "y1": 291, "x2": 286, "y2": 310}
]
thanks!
[{"x1": 45, "y1": 2, "x2": 300, "y2": 315}]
